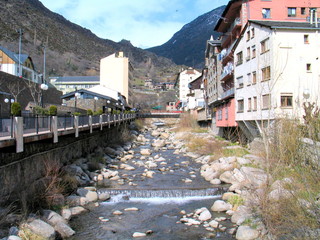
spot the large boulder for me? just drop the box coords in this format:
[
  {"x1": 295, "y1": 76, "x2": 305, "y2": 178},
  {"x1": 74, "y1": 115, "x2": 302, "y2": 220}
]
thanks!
[
  {"x1": 240, "y1": 167, "x2": 269, "y2": 189},
  {"x1": 236, "y1": 226, "x2": 260, "y2": 240},
  {"x1": 42, "y1": 210, "x2": 75, "y2": 238},
  {"x1": 20, "y1": 219, "x2": 55, "y2": 240},
  {"x1": 211, "y1": 200, "x2": 232, "y2": 212},
  {"x1": 198, "y1": 208, "x2": 212, "y2": 221},
  {"x1": 152, "y1": 139, "x2": 166, "y2": 148},
  {"x1": 140, "y1": 149, "x2": 152, "y2": 155},
  {"x1": 76, "y1": 188, "x2": 98, "y2": 202},
  {"x1": 231, "y1": 205, "x2": 252, "y2": 225}
]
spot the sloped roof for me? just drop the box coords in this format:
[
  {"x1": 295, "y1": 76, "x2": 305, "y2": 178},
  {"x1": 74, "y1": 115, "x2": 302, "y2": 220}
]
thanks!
[
  {"x1": 0, "y1": 46, "x2": 29, "y2": 64},
  {"x1": 250, "y1": 20, "x2": 320, "y2": 30},
  {"x1": 53, "y1": 76, "x2": 100, "y2": 83}
]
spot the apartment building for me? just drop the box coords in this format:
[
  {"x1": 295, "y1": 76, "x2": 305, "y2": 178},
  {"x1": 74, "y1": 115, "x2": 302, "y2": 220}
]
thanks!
[
  {"x1": 234, "y1": 20, "x2": 320, "y2": 140},
  {"x1": 208, "y1": 0, "x2": 320, "y2": 139}
]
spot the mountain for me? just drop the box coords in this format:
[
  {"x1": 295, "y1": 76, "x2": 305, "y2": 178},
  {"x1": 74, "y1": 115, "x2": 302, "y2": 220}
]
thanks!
[
  {"x1": 0, "y1": 0, "x2": 178, "y2": 82},
  {"x1": 147, "y1": 6, "x2": 226, "y2": 68}
]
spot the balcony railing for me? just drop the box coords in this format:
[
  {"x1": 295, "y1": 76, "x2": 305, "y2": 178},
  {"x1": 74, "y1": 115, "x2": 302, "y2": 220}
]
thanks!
[{"x1": 220, "y1": 87, "x2": 235, "y2": 100}]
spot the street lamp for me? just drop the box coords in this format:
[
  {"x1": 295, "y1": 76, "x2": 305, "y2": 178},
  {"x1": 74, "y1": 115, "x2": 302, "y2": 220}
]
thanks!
[
  {"x1": 4, "y1": 98, "x2": 14, "y2": 116},
  {"x1": 74, "y1": 92, "x2": 81, "y2": 109},
  {"x1": 40, "y1": 83, "x2": 48, "y2": 107},
  {"x1": 94, "y1": 96, "x2": 98, "y2": 112}
]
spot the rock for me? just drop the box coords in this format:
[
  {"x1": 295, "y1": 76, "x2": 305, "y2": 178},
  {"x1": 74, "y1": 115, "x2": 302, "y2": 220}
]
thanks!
[
  {"x1": 231, "y1": 205, "x2": 252, "y2": 225},
  {"x1": 124, "y1": 207, "x2": 139, "y2": 211},
  {"x1": 160, "y1": 132, "x2": 170, "y2": 139},
  {"x1": 9, "y1": 226, "x2": 19, "y2": 236},
  {"x1": 65, "y1": 195, "x2": 88, "y2": 207},
  {"x1": 184, "y1": 178, "x2": 192, "y2": 183},
  {"x1": 8, "y1": 236, "x2": 22, "y2": 240},
  {"x1": 219, "y1": 171, "x2": 235, "y2": 184},
  {"x1": 140, "y1": 149, "x2": 152, "y2": 155},
  {"x1": 133, "y1": 232, "x2": 147, "y2": 237},
  {"x1": 20, "y1": 219, "x2": 55, "y2": 240},
  {"x1": 222, "y1": 192, "x2": 238, "y2": 201},
  {"x1": 42, "y1": 210, "x2": 66, "y2": 226},
  {"x1": 61, "y1": 209, "x2": 72, "y2": 221},
  {"x1": 198, "y1": 208, "x2": 212, "y2": 221},
  {"x1": 113, "y1": 210, "x2": 123, "y2": 215},
  {"x1": 237, "y1": 157, "x2": 252, "y2": 165},
  {"x1": 240, "y1": 167, "x2": 268, "y2": 189},
  {"x1": 70, "y1": 206, "x2": 87, "y2": 216},
  {"x1": 98, "y1": 192, "x2": 111, "y2": 201},
  {"x1": 236, "y1": 226, "x2": 260, "y2": 240},
  {"x1": 268, "y1": 188, "x2": 292, "y2": 201},
  {"x1": 77, "y1": 188, "x2": 98, "y2": 202},
  {"x1": 120, "y1": 164, "x2": 135, "y2": 171},
  {"x1": 145, "y1": 161, "x2": 157, "y2": 168},
  {"x1": 211, "y1": 200, "x2": 232, "y2": 212},
  {"x1": 145, "y1": 171, "x2": 155, "y2": 178},
  {"x1": 151, "y1": 130, "x2": 161, "y2": 137},
  {"x1": 152, "y1": 139, "x2": 166, "y2": 148},
  {"x1": 208, "y1": 220, "x2": 219, "y2": 228},
  {"x1": 53, "y1": 221, "x2": 75, "y2": 238},
  {"x1": 210, "y1": 179, "x2": 221, "y2": 185}
]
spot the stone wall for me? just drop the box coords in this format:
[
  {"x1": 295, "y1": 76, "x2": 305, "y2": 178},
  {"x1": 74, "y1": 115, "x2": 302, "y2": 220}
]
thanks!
[{"x1": 0, "y1": 125, "x2": 126, "y2": 206}]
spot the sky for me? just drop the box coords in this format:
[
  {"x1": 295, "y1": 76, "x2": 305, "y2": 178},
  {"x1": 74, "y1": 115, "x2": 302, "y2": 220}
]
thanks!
[{"x1": 39, "y1": 0, "x2": 229, "y2": 49}]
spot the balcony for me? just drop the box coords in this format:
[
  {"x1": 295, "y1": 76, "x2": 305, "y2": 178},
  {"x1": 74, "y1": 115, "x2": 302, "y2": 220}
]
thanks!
[
  {"x1": 221, "y1": 18, "x2": 241, "y2": 48},
  {"x1": 220, "y1": 87, "x2": 235, "y2": 100}
]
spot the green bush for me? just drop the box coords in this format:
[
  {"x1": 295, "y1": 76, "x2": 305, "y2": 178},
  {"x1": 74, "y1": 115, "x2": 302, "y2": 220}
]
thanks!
[
  {"x1": 73, "y1": 112, "x2": 81, "y2": 116},
  {"x1": 33, "y1": 106, "x2": 48, "y2": 116},
  {"x1": 48, "y1": 105, "x2": 57, "y2": 116},
  {"x1": 11, "y1": 102, "x2": 21, "y2": 116},
  {"x1": 94, "y1": 109, "x2": 103, "y2": 115},
  {"x1": 87, "y1": 109, "x2": 93, "y2": 115}
]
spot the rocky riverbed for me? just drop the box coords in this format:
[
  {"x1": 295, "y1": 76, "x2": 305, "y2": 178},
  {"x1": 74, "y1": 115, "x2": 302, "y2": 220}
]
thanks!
[{"x1": 2, "y1": 119, "x2": 273, "y2": 240}]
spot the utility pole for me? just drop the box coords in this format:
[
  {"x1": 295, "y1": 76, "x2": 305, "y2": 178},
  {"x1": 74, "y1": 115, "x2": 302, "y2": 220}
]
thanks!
[{"x1": 17, "y1": 29, "x2": 23, "y2": 77}]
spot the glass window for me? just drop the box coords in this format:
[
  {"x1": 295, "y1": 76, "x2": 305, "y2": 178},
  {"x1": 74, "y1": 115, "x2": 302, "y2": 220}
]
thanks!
[
  {"x1": 236, "y1": 51, "x2": 243, "y2": 65},
  {"x1": 246, "y1": 31, "x2": 250, "y2": 41},
  {"x1": 261, "y1": 38, "x2": 269, "y2": 53},
  {"x1": 301, "y1": 7, "x2": 306, "y2": 15},
  {"x1": 252, "y1": 45, "x2": 256, "y2": 58},
  {"x1": 262, "y1": 94, "x2": 271, "y2": 109},
  {"x1": 262, "y1": 66, "x2": 271, "y2": 81},
  {"x1": 237, "y1": 99, "x2": 244, "y2": 112},
  {"x1": 237, "y1": 76, "x2": 244, "y2": 88},
  {"x1": 251, "y1": 28, "x2": 255, "y2": 38},
  {"x1": 252, "y1": 71, "x2": 257, "y2": 84},
  {"x1": 247, "y1": 73, "x2": 252, "y2": 85},
  {"x1": 288, "y1": 7, "x2": 296, "y2": 17},
  {"x1": 246, "y1": 47, "x2": 251, "y2": 61},
  {"x1": 253, "y1": 96, "x2": 257, "y2": 111},
  {"x1": 306, "y1": 63, "x2": 311, "y2": 72},
  {"x1": 262, "y1": 8, "x2": 271, "y2": 18},
  {"x1": 281, "y1": 94, "x2": 293, "y2": 107},
  {"x1": 304, "y1": 35, "x2": 309, "y2": 44},
  {"x1": 248, "y1": 98, "x2": 252, "y2": 111}
]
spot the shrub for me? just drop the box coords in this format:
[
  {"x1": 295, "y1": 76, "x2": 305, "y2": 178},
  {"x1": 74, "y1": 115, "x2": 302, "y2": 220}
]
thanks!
[
  {"x1": 11, "y1": 102, "x2": 21, "y2": 116},
  {"x1": 33, "y1": 106, "x2": 48, "y2": 116},
  {"x1": 48, "y1": 105, "x2": 57, "y2": 116},
  {"x1": 73, "y1": 112, "x2": 81, "y2": 116},
  {"x1": 94, "y1": 109, "x2": 103, "y2": 115},
  {"x1": 87, "y1": 109, "x2": 93, "y2": 115}
]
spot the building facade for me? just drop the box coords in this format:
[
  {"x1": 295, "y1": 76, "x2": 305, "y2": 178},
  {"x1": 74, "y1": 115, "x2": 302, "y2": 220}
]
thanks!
[
  {"x1": 49, "y1": 76, "x2": 100, "y2": 94},
  {"x1": 234, "y1": 20, "x2": 320, "y2": 139},
  {"x1": 178, "y1": 68, "x2": 201, "y2": 109}
]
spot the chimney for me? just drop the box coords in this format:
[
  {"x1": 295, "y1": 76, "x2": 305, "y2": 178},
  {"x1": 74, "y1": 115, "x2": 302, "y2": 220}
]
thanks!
[{"x1": 118, "y1": 51, "x2": 124, "y2": 58}]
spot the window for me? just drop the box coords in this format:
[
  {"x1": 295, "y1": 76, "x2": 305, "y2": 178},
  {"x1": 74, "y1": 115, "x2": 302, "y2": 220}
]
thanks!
[
  {"x1": 307, "y1": 63, "x2": 311, "y2": 72},
  {"x1": 236, "y1": 51, "x2": 243, "y2": 65},
  {"x1": 262, "y1": 66, "x2": 271, "y2": 81},
  {"x1": 251, "y1": 28, "x2": 255, "y2": 38},
  {"x1": 304, "y1": 35, "x2": 309, "y2": 44},
  {"x1": 262, "y1": 8, "x2": 271, "y2": 18},
  {"x1": 225, "y1": 107, "x2": 228, "y2": 120},
  {"x1": 246, "y1": 47, "x2": 251, "y2": 61},
  {"x1": 237, "y1": 76, "x2": 244, "y2": 88},
  {"x1": 253, "y1": 97, "x2": 257, "y2": 111},
  {"x1": 262, "y1": 94, "x2": 271, "y2": 109},
  {"x1": 248, "y1": 98, "x2": 252, "y2": 111},
  {"x1": 0, "y1": 56, "x2": 2, "y2": 63},
  {"x1": 246, "y1": 31, "x2": 250, "y2": 41},
  {"x1": 261, "y1": 38, "x2": 269, "y2": 53},
  {"x1": 252, "y1": 45, "x2": 256, "y2": 58},
  {"x1": 237, "y1": 99, "x2": 244, "y2": 112},
  {"x1": 252, "y1": 71, "x2": 257, "y2": 84},
  {"x1": 281, "y1": 94, "x2": 293, "y2": 108},
  {"x1": 218, "y1": 109, "x2": 222, "y2": 120},
  {"x1": 247, "y1": 73, "x2": 252, "y2": 85},
  {"x1": 288, "y1": 7, "x2": 296, "y2": 17},
  {"x1": 301, "y1": 7, "x2": 306, "y2": 15}
]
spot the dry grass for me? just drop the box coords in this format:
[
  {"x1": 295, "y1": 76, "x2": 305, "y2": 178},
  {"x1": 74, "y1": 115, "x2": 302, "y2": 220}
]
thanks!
[
  {"x1": 258, "y1": 116, "x2": 320, "y2": 239},
  {"x1": 175, "y1": 113, "x2": 204, "y2": 132}
]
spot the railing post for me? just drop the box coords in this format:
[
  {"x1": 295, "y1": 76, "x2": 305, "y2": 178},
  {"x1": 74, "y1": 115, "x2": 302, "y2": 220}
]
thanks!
[
  {"x1": 36, "y1": 115, "x2": 39, "y2": 134},
  {"x1": 74, "y1": 116, "x2": 79, "y2": 137},
  {"x1": 100, "y1": 115, "x2": 103, "y2": 130},
  {"x1": 89, "y1": 115, "x2": 93, "y2": 133},
  {"x1": 52, "y1": 116, "x2": 58, "y2": 143},
  {"x1": 14, "y1": 116, "x2": 23, "y2": 153},
  {"x1": 108, "y1": 114, "x2": 110, "y2": 128},
  {"x1": 114, "y1": 114, "x2": 116, "y2": 126}
]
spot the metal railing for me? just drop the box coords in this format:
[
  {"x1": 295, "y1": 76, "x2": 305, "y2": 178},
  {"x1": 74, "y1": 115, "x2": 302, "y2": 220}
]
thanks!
[{"x1": 0, "y1": 113, "x2": 135, "y2": 139}]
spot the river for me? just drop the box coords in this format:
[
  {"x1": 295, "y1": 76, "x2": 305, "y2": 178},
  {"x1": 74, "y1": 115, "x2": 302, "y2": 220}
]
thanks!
[{"x1": 68, "y1": 122, "x2": 235, "y2": 239}]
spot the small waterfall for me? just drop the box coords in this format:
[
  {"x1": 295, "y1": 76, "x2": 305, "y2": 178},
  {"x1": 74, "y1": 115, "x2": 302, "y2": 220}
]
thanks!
[{"x1": 99, "y1": 187, "x2": 226, "y2": 199}]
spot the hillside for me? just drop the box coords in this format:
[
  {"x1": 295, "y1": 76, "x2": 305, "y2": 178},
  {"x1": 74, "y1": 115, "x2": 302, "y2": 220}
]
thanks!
[
  {"x1": 0, "y1": 0, "x2": 179, "y2": 81},
  {"x1": 147, "y1": 6, "x2": 225, "y2": 68}
]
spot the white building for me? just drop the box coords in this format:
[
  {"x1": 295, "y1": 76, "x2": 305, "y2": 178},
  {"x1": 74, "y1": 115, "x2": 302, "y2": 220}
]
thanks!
[
  {"x1": 100, "y1": 52, "x2": 133, "y2": 105},
  {"x1": 178, "y1": 68, "x2": 201, "y2": 109},
  {"x1": 234, "y1": 20, "x2": 320, "y2": 139}
]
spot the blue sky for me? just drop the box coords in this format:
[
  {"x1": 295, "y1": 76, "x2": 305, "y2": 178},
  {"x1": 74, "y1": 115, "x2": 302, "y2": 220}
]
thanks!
[{"x1": 39, "y1": 0, "x2": 229, "y2": 49}]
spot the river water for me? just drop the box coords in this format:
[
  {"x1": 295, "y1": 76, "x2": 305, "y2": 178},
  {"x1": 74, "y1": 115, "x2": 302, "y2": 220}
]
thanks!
[{"x1": 69, "y1": 125, "x2": 235, "y2": 239}]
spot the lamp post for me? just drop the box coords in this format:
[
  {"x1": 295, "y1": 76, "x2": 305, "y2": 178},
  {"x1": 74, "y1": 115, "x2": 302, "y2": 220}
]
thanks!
[
  {"x1": 74, "y1": 92, "x2": 81, "y2": 109},
  {"x1": 40, "y1": 83, "x2": 48, "y2": 107},
  {"x1": 4, "y1": 98, "x2": 14, "y2": 116},
  {"x1": 94, "y1": 96, "x2": 98, "y2": 112}
]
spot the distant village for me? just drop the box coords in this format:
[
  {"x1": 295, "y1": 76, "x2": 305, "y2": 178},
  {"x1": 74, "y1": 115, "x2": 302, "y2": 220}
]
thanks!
[{"x1": 0, "y1": 0, "x2": 320, "y2": 142}]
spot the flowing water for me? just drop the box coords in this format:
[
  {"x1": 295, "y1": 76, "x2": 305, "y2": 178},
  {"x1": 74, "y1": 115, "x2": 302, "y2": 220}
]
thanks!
[{"x1": 69, "y1": 126, "x2": 235, "y2": 239}]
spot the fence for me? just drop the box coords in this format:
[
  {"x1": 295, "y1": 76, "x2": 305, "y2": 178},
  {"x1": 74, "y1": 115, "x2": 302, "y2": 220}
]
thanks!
[{"x1": 0, "y1": 113, "x2": 136, "y2": 153}]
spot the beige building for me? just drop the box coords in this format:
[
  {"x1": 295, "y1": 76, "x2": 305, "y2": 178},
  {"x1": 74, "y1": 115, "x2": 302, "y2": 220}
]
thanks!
[{"x1": 100, "y1": 52, "x2": 133, "y2": 105}]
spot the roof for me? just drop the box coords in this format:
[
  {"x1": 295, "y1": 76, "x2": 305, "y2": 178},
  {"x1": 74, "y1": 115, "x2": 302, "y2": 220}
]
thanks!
[
  {"x1": 53, "y1": 76, "x2": 100, "y2": 83},
  {"x1": 249, "y1": 20, "x2": 320, "y2": 30},
  {"x1": 0, "y1": 46, "x2": 29, "y2": 64}
]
